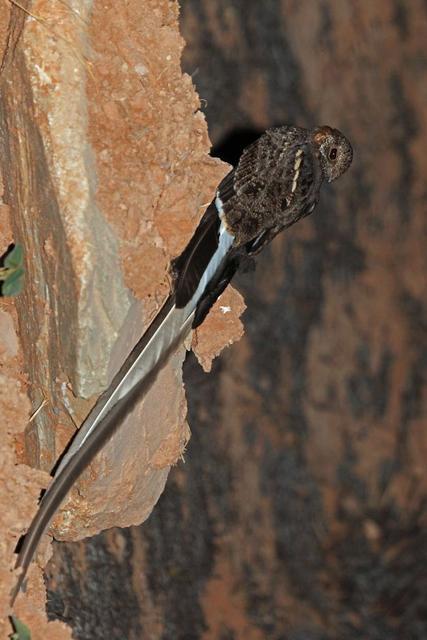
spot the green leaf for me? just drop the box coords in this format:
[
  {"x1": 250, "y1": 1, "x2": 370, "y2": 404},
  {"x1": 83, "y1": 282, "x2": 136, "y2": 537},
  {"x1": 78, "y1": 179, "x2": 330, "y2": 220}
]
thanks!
[
  {"x1": 2, "y1": 267, "x2": 24, "y2": 296},
  {"x1": 4, "y1": 244, "x2": 24, "y2": 270},
  {"x1": 10, "y1": 616, "x2": 32, "y2": 640}
]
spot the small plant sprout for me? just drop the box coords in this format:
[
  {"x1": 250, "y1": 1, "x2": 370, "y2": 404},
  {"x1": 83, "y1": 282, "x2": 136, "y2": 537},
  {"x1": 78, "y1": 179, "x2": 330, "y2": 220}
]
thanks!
[
  {"x1": 10, "y1": 616, "x2": 32, "y2": 640},
  {"x1": 0, "y1": 244, "x2": 25, "y2": 297}
]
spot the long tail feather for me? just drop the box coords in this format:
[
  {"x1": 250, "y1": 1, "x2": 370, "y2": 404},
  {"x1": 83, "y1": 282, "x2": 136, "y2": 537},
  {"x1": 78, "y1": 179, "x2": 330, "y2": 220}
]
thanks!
[
  {"x1": 11, "y1": 296, "x2": 195, "y2": 604},
  {"x1": 12, "y1": 198, "x2": 236, "y2": 605}
]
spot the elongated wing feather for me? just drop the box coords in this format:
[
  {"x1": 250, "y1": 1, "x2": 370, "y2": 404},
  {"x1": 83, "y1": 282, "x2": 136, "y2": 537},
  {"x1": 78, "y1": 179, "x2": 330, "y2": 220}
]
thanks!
[
  {"x1": 12, "y1": 203, "x2": 236, "y2": 604},
  {"x1": 11, "y1": 297, "x2": 196, "y2": 604},
  {"x1": 215, "y1": 168, "x2": 235, "y2": 203},
  {"x1": 55, "y1": 296, "x2": 176, "y2": 473},
  {"x1": 173, "y1": 181, "x2": 236, "y2": 308},
  {"x1": 173, "y1": 201, "x2": 222, "y2": 307}
]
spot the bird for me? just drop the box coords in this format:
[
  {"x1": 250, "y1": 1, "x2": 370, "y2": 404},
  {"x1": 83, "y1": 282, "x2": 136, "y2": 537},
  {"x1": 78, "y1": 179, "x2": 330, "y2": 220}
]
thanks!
[{"x1": 11, "y1": 124, "x2": 352, "y2": 604}]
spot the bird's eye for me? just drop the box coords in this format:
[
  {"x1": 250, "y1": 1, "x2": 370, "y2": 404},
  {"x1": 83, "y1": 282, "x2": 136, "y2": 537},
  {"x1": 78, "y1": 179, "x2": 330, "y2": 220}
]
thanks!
[{"x1": 329, "y1": 147, "x2": 338, "y2": 161}]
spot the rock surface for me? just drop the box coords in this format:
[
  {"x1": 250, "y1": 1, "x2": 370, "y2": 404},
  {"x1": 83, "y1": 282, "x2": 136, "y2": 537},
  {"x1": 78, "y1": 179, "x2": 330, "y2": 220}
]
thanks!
[
  {"x1": 42, "y1": 1, "x2": 427, "y2": 638},
  {"x1": 0, "y1": 0, "x2": 244, "y2": 634}
]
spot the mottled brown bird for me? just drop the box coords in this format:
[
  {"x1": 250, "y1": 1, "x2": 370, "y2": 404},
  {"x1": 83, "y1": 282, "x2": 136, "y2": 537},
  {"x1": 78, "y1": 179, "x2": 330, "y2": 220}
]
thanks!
[
  {"x1": 174, "y1": 124, "x2": 352, "y2": 323},
  {"x1": 11, "y1": 124, "x2": 352, "y2": 604}
]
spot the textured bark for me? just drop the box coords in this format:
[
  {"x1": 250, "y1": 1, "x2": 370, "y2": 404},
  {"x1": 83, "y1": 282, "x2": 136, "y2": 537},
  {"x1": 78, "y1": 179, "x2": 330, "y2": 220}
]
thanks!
[{"x1": 10, "y1": 0, "x2": 427, "y2": 638}]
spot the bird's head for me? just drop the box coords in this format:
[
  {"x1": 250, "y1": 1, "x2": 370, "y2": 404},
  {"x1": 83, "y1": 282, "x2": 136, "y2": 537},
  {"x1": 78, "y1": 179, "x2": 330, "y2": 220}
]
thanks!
[{"x1": 311, "y1": 126, "x2": 353, "y2": 182}]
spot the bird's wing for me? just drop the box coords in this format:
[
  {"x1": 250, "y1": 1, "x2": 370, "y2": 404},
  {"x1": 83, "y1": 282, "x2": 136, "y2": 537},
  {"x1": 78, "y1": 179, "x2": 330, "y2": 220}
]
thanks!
[
  {"x1": 238, "y1": 131, "x2": 316, "y2": 195},
  {"x1": 173, "y1": 169, "x2": 245, "y2": 312},
  {"x1": 173, "y1": 200, "x2": 223, "y2": 307}
]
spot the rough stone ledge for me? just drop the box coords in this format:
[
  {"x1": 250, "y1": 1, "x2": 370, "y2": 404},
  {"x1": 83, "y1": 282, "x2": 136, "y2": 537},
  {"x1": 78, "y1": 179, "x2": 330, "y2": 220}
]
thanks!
[{"x1": 0, "y1": 0, "x2": 244, "y2": 553}]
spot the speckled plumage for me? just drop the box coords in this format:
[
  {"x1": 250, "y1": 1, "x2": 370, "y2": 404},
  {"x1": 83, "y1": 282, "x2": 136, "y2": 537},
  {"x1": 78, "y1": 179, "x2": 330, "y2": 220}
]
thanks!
[
  {"x1": 221, "y1": 124, "x2": 353, "y2": 246},
  {"x1": 173, "y1": 124, "x2": 352, "y2": 311}
]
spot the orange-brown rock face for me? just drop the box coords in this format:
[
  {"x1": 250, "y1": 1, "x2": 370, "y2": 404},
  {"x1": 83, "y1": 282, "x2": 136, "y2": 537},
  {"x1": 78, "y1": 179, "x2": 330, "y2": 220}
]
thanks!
[
  {"x1": 40, "y1": 1, "x2": 426, "y2": 638},
  {"x1": 0, "y1": 0, "x2": 244, "y2": 630}
]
